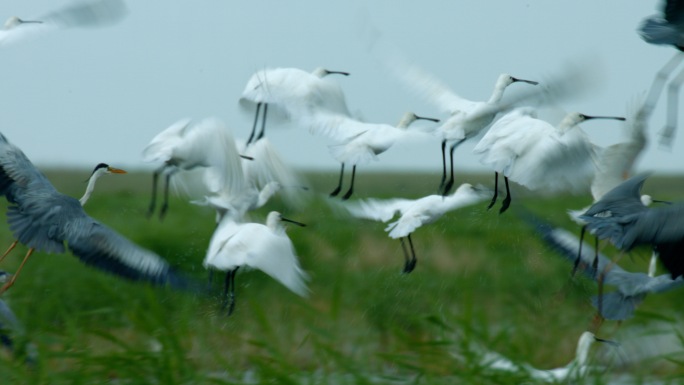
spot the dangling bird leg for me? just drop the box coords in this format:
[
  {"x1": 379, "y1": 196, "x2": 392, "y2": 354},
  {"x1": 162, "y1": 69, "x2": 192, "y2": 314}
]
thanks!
[
  {"x1": 341, "y1": 165, "x2": 357, "y2": 201},
  {"x1": 246, "y1": 102, "x2": 262, "y2": 146},
  {"x1": 256, "y1": 103, "x2": 268, "y2": 141},
  {"x1": 0, "y1": 248, "x2": 34, "y2": 295},
  {"x1": 0, "y1": 240, "x2": 18, "y2": 265},
  {"x1": 487, "y1": 171, "x2": 499, "y2": 210},
  {"x1": 329, "y1": 163, "x2": 345, "y2": 197},
  {"x1": 499, "y1": 176, "x2": 512, "y2": 214},
  {"x1": 159, "y1": 169, "x2": 178, "y2": 220},
  {"x1": 146, "y1": 164, "x2": 166, "y2": 218}
]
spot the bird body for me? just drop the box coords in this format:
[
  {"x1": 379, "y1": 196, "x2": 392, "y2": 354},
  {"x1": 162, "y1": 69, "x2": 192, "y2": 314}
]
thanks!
[
  {"x1": 529, "y1": 214, "x2": 684, "y2": 320},
  {"x1": 0, "y1": 0, "x2": 127, "y2": 47},
  {"x1": 482, "y1": 331, "x2": 607, "y2": 383},
  {"x1": 348, "y1": 183, "x2": 487, "y2": 239},
  {"x1": 346, "y1": 183, "x2": 487, "y2": 272},
  {"x1": 143, "y1": 117, "x2": 245, "y2": 218},
  {"x1": 475, "y1": 109, "x2": 619, "y2": 192},
  {"x1": 203, "y1": 211, "x2": 308, "y2": 314}
]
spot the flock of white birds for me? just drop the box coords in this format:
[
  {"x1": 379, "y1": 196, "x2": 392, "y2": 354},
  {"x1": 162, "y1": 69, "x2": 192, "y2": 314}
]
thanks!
[{"x1": 1, "y1": 0, "x2": 684, "y2": 382}]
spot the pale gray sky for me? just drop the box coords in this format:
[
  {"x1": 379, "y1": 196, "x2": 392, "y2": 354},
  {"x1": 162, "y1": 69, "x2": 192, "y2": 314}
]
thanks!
[{"x1": 0, "y1": 1, "x2": 677, "y2": 174}]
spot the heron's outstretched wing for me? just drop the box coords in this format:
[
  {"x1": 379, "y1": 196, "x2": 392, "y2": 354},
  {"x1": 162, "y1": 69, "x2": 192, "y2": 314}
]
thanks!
[
  {"x1": 0, "y1": 133, "x2": 58, "y2": 203},
  {"x1": 64, "y1": 215, "x2": 189, "y2": 287}
]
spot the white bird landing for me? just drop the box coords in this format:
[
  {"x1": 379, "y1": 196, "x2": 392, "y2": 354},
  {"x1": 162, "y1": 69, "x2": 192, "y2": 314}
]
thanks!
[
  {"x1": 473, "y1": 108, "x2": 625, "y2": 213},
  {"x1": 346, "y1": 183, "x2": 488, "y2": 273},
  {"x1": 240, "y1": 67, "x2": 351, "y2": 145},
  {"x1": 326, "y1": 112, "x2": 439, "y2": 201},
  {"x1": 0, "y1": 0, "x2": 127, "y2": 47},
  {"x1": 388, "y1": 62, "x2": 538, "y2": 195},
  {"x1": 142, "y1": 117, "x2": 246, "y2": 220},
  {"x1": 203, "y1": 211, "x2": 309, "y2": 315}
]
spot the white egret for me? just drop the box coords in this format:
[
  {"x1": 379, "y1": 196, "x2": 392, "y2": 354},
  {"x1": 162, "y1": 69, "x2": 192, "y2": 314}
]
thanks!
[
  {"x1": 240, "y1": 67, "x2": 350, "y2": 145},
  {"x1": 326, "y1": 112, "x2": 439, "y2": 200},
  {"x1": 0, "y1": 133, "x2": 191, "y2": 294},
  {"x1": 473, "y1": 108, "x2": 625, "y2": 213},
  {"x1": 203, "y1": 211, "x2": 308, "y2": 315},
  {"x1": 346, "y1": 183, "x2": 488, "y2": 273},
  {"x1": 0, "y1": 0, "x2": 127, "y2": 47},
  {"x1": 568, "y1": 97, "x2": 651, "y2": 275},
  {"x1": 142, "y1": 117, "x2": 247, "y2": 219},
  {"x1": 389, "y1": 63, "x2": 538, "y2": 195},
  {"x1": 482, "y1": 331, "x2": 617, "y2": 383}
]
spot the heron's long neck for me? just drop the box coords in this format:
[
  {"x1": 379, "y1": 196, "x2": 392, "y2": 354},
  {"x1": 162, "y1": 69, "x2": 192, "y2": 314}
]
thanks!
[
  {"x1": 486, "y1": 85, "x2": 506, "y2": 104},
  {"x1": 79, "y1": 173, "x2": 101, "y2": 206}
]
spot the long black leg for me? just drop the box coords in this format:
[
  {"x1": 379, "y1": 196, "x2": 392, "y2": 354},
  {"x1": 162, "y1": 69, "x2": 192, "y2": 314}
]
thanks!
[
  {"x1": 442, "y1": 139, "x2": 464, "y2": 196},
  {"x1": 147, "y1": 164, "x2": 167, "y2": 218},
  {"x1": 499, "y1": 176, "x2": 512, "y2": 214},
  {"x1": 591, "y1": 235, "x2": 599, "y2": 275},
  {"x1": 403, "y1": 234, "x2": 417, "y2": 273},
  {"x1": 330, "y1": 163, "x2": 345, "y2": 197},
  {"x1": 246, "y1": 102, "x2": 262, "y2": 145},
  {"x1": 342, "y1": 165, "x2": 357, "y2": 200},
  {"x1": 207, "y1": 270, "x2": 214, "y2": 291},
  {"x1": 159, "y1": 169, "x2": 177, "y2": 220},
  {"x1": 256, "y1": 103, "x2": 268, "y2": 141},
  {"x1": 400, "y1": 237, "x2": 411, "y2": 273},
  {"x1": 438, "y1": 139, "x2": 447, "y2": 192},
  {"x1": 572, "y1": 225, "x2": 586, "y2": 277},
  {"x1": 487, "y1": 171, "x2": 499, "y2": 210},
  {"x1": 222, "y1": 267, "x2": 239, "y2": 316}
]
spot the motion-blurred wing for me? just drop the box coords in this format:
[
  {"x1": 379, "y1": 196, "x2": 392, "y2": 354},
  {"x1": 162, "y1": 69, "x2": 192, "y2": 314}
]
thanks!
[
  {"x1": 65, "y1": 216, "x2": 190, "y2": 288},
  {"x1": 0, "y1": 133, "x2": 58, "y2": 204},
  {"x1": 346, "y1": 198, "x2": 414, "y2": 222},
  {"x1": 0, "y1": 0, "x2": 127, "y2": 47},
  {"x1": 390, "y1": 60, "x2": 474, "y2": 114}
]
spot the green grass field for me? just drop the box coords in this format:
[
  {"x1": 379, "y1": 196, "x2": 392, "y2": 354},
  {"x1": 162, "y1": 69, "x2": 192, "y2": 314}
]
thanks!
[{"x1": 0, "y1": 169, "x2": 683, "y2": 384}]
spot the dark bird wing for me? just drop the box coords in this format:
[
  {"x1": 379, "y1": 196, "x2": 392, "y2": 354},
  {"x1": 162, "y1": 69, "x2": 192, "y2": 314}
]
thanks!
[
  {"x1": 581, "y1": 173, "x2": 650, "y2": 218},
  {"x1": 664, "y1": 0, "x2": 684, "y2": 25},
  {"x1": 0, "y1": 133, "x2": 196, "y2": 289}
]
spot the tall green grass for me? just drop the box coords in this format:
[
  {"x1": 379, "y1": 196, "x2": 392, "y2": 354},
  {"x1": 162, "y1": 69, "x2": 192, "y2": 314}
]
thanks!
[{"x1": 0, "y1": 170, "x2": 682, "y2": 384}]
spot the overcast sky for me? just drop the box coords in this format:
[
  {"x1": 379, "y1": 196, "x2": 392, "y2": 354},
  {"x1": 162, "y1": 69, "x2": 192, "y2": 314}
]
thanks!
[{"x1": 0, "y1": 1, "x2": 678, "y2": 175}]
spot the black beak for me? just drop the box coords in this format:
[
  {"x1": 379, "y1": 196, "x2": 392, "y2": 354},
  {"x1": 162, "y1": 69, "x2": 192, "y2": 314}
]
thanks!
[
  {"x1": 511, "y1": 77, "x2": 539, "y2": 86},
  {"x1": 583, "y1": 115, "x2": 626, "y2": 121},
  {"x1": 652, "y1": 199, "x2": 672, "y2": 205},
  {"x1": 327, "y1": 70, "x2": 350, "y2": 76},
  {"x1": 415, "y1": 115, "x2": 440, "y2": 123},
  {"x1": 281, "y1": 217, "x2": 306, "y2": 227},
  {"x1": 239, "y1": 155, "x2": 254, "y2": 161}
]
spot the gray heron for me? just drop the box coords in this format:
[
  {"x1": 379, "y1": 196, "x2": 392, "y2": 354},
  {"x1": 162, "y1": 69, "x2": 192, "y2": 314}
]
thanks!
[
  {"x1": 528, "y1": 214, "x2": 684, "y2": 321},
  {"x1": 0, "y1": 133, "x2": 192, "y2": 294},
  {"x1": 639, "y1": 0, "x2": 684, "y2": 146}
]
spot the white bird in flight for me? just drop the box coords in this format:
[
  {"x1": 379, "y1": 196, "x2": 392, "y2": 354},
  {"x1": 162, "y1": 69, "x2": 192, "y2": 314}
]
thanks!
[
  {"x1": 388, "y1": 63, "x2": 538, "y2": 195},
  {"x1": 203, "y1": 211, "x2": 309, "y2": 315},
  {"x1": 482, "y1": 331, "x2": 617, "y2": 383},
  {"x1": 473, "y1": 108, "x2": 625, "y2": 213},
  {"x1": 240, "y1": 67, "x2": 351, "y2": 145},
  {"x1": 142, "y1": 117, "x2": 247, "y2": 220},
  {"x1": 0, "y1": 0, "x2": 127, "y2": 47},
  {"x1": 326, "y1": 112, "x2": 439, "y2": 200},
  {"x1": 346, "y1": 183, "x2": 488, "y2": 273}
]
